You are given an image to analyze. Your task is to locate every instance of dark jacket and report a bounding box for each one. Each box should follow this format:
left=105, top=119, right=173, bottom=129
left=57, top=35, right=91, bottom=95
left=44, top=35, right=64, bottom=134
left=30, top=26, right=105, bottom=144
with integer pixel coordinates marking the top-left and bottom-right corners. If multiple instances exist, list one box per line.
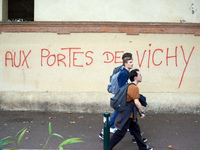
left=117, top=67, right=129, bottom=88
left=114, top=103, right=137, bottom=130
left=114, top=94, right=147, bottom=130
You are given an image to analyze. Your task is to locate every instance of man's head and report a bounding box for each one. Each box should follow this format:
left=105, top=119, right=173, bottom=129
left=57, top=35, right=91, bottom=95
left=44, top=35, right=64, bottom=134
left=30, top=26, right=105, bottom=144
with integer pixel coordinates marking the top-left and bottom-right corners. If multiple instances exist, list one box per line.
left=129, top=69, right=142, bottom=83
left=123, top=57, right=133, bottom=71
left=122, top=52, right=133, bottom=71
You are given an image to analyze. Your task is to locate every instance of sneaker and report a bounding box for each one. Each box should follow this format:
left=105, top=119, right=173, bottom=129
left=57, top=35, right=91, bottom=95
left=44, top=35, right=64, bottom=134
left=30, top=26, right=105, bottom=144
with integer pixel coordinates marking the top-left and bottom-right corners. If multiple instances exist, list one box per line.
left=132, top=138, right=147, bottom=143
left=132, top=138, right=136, bottom=143
left=146, top=147, right=153, bottom=150
left=99, top=133, right=104, bottom=140
left=143, top=138, right=147, bottom=143
left=110, top=128, right=117, bottom=133
left=146, top=144, right=153, bottom=150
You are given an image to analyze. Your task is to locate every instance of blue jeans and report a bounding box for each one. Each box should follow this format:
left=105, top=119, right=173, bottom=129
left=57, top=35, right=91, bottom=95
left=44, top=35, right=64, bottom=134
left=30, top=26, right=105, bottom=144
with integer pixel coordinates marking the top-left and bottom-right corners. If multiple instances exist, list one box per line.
left=110, top=110, right=119, bottom=128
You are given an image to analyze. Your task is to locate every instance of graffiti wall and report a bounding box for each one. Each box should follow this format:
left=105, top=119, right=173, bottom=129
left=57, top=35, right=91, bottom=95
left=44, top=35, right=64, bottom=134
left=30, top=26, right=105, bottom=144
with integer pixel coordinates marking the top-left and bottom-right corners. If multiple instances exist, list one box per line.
left=0, top=32, right=200, bottom=113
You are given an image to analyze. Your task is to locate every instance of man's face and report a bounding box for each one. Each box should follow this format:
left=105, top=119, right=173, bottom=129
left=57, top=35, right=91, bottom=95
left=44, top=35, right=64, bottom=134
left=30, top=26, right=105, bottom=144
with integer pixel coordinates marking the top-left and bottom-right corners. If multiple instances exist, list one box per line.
left=125, top=59, right=133, bottom=70
left=136, top=71, right=142, bottom=82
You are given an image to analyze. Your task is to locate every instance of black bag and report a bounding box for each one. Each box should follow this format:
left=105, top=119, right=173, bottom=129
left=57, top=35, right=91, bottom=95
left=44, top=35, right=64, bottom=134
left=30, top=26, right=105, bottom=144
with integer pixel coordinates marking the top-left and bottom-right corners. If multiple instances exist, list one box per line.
left=110, top=83, right=130, bottom=112
left=110, top=83, right=147, bottom=112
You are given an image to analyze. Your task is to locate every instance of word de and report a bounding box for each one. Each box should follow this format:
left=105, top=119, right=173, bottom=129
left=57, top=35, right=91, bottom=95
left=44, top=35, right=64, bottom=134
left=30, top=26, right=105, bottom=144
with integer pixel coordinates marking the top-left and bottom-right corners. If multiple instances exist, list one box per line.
left=41, top=48, right=93, bottom=67
left=103, top=51, right=124, bottom=63
left=5, top=50, right=31, bottom=68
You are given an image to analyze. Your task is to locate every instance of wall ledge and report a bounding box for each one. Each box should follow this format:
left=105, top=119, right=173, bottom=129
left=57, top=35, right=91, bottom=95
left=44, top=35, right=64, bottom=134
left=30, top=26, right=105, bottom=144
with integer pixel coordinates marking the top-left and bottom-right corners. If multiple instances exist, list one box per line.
left=0, top=21, right=200, bottom=35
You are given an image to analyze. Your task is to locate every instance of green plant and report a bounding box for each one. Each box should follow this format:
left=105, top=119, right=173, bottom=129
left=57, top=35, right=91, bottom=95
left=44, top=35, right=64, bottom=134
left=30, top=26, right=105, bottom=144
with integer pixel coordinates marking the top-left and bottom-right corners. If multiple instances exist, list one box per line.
left=0, top=140, right=8, bottom=150
left=0, top=127, right=27, bottom=150
left=0, top=122, right=83, bottom=150
left=43, top=122, right=83, bottom=150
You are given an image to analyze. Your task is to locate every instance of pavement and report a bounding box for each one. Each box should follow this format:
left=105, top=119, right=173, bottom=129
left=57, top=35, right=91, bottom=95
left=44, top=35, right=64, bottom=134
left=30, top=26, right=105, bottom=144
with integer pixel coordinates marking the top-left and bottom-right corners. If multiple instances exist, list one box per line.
left=0, top=111, right=200, bottom=150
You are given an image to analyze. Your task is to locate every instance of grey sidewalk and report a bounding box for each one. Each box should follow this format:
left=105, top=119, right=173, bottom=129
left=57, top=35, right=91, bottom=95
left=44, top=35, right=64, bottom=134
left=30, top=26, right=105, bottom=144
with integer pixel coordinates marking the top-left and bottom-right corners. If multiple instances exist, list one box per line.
left=0, top=111, right=200, bottom=150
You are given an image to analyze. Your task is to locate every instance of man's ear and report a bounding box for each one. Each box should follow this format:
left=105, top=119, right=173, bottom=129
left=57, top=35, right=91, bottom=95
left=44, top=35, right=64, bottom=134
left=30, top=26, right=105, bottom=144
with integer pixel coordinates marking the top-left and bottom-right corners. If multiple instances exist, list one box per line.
left=134, top=75, right=137, bottom=80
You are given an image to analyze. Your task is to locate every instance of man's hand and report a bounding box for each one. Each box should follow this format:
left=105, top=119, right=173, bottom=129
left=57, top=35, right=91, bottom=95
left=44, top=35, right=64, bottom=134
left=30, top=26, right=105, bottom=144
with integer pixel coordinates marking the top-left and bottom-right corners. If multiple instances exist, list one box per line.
left=141, top=114, right=145, bottom=118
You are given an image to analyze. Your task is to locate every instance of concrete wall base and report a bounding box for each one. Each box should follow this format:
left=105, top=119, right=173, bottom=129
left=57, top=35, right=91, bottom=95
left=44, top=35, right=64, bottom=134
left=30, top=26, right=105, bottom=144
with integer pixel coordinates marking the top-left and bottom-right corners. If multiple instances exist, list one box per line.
left=0, top=92, right=200, bottom=114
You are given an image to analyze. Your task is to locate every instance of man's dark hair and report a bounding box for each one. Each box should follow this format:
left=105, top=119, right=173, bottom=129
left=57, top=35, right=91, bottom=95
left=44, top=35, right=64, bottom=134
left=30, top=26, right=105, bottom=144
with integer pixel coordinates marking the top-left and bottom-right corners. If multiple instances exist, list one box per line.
left=122, top=52, right=132, bottom=60
left=129, top=69, right=139, bottom=82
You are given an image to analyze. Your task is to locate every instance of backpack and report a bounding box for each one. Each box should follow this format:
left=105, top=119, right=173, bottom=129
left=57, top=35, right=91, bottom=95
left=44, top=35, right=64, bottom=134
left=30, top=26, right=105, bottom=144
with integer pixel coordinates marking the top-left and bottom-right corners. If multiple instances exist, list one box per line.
left=110, top=83, right=130, bottom=112
left=110, top=83, right=147, bottom=112
left=107, top=66, right=123, bottom=94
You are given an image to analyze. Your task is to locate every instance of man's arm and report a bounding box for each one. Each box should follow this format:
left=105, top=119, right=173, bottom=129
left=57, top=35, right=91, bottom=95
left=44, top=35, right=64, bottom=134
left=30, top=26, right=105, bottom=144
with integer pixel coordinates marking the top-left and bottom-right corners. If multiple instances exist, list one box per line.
left=134, top=99, right=145, bottom=118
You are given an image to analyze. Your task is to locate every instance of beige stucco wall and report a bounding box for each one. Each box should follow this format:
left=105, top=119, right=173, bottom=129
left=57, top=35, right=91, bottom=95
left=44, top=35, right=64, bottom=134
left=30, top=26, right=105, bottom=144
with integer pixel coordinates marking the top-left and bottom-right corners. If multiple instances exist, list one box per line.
left=1, top=0, right=200, bottom=23
left=0, top=0, right=2, bottom=21
left=0, top=0, right=8, bottom=22
left=0, top=32, right=200, bottom=113
left=35, top=0, right=200, bottom=23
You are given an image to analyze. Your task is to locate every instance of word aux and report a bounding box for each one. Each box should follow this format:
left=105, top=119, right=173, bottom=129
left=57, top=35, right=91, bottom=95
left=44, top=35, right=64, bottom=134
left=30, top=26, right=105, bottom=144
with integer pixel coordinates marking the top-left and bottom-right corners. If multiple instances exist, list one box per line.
left=41, top=48, right=93, bottom=67
left=5, top=50, right=31, bottom=68
left=136, top=44, right=195, bottom=88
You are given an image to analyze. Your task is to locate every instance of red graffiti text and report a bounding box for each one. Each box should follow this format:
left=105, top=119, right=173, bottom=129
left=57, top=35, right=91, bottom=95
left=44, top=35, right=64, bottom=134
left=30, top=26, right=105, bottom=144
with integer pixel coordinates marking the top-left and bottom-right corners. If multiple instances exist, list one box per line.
left=136, top=44, right=194, bottom=88
left=5, top=50, right=31, bottom=68
left=103, top=51, right=124, bottom=63
left=41, top=48, right=94, bottom=67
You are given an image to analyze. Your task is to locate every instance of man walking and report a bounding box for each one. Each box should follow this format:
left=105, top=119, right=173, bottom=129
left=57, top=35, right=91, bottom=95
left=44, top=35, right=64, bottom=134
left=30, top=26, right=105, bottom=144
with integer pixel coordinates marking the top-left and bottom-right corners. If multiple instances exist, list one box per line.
left=99, top=53, right=133, bottom=135
left=99, top=53, right=146, bottom=144
left=110, top=69, right=153, bottom=150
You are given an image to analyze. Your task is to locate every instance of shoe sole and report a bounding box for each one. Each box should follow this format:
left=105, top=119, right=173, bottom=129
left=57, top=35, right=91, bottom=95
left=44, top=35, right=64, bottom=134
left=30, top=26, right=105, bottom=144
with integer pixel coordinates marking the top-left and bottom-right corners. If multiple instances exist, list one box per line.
left=132, top=141, right=137, bottom=144
left=132, top=139, right=147, bottom=144
left=143, top=139, right=147, bottom=143
left=110, top=128, right=117, bottom=133
left=99, top=135, right=104, bottom=140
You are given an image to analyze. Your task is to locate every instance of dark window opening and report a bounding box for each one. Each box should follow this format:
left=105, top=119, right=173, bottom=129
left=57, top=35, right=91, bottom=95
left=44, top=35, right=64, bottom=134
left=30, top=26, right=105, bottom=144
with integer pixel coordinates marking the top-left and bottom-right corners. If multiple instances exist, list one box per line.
left=8, top=0, right=34, bottom=21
